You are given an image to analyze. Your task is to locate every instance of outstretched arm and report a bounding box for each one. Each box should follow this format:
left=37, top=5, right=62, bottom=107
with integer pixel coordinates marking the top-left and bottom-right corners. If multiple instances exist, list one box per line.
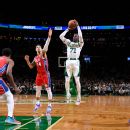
left=76, top=20, right=84, bottom=48
left=24, top=55, right=35, bottom=69
left=59, top=28, right=71, bottom=45
left=43, top=28, right=52, bottom=52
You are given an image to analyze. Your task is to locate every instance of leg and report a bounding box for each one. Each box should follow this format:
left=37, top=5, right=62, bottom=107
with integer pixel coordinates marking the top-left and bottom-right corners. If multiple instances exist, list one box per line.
left=46, top=87, right=53, bottom=105
left=0, top=79, right=21, bottom=124
left=47, top=71, right=53, bottom=106
left=5, top=91, right=14, bottom=117
left=44, top=71, right=53, bottom=113
left=4, top=91, right=21, bottom=124
left=45, top=86, right=53, bottom=113
left=34, top=86, right=42, bottom=112
left=73, top=60, right=81, bottom=105
left=74, top=76, right=81, bottom=105
left=65, top=60, right=72, bottom=102
left=65, top=76, right=71, bottom=101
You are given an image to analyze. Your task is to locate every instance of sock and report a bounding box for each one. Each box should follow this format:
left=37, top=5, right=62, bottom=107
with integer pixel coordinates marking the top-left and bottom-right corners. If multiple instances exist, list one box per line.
left=48, top=102, right=52, bottom=107
left=36, top=100, right=40, bottom=105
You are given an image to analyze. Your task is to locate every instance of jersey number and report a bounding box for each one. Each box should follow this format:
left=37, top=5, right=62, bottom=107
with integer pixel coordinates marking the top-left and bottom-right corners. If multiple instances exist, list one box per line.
left=38, top=62, right=41, bottom=66
left=70, top=48, right=76, bottom=53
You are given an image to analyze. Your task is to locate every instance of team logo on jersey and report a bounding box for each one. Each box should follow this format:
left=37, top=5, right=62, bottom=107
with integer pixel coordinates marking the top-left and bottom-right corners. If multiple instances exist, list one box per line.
left=69, top=42, right=80, bottom=48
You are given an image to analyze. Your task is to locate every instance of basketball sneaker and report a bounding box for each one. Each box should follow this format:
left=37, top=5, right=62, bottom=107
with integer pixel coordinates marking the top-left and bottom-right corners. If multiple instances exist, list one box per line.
left=34, top=103, right=41, bottom=112
left=46, top=105, right=52, bottom=114
left=5, top=116, right=21, bottom=125
left=75, top=100, right=81, bottom=105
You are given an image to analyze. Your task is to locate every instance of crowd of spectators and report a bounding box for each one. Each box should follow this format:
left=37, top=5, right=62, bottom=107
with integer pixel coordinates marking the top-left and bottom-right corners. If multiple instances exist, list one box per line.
left=1, top=28, right=130, bottom=96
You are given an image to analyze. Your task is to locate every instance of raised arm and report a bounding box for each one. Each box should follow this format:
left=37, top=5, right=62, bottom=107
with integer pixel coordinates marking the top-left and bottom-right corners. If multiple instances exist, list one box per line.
left=77, top=21, right=84, bottom=48
left=24, top=55, right=35, bottom=69
left=59, top=28, right=71, bottom=45
left=43, top=28, right=52, bottom=52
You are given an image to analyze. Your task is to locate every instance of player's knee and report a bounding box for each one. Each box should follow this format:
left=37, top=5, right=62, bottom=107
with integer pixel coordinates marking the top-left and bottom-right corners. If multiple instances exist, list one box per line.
left=74, top=77, right=80, bottom=84
left=65, top=77, right=70, bottom=83
left=48, top=92, right=52, bottom=100
left=5, top=91, right=14, bottom=104
left=36, top=89, right=41, bottom=97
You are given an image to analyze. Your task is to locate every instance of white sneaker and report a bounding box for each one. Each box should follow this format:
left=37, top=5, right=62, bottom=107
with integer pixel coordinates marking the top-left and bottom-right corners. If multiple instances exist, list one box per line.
left=33, top=103, right=41, bottom=112
left=75, top=100, right=81, bottom=105
left=46, top=106, right=52, bottom=114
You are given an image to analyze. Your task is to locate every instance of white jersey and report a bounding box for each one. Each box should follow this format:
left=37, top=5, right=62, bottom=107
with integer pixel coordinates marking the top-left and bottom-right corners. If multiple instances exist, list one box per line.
left=67, top=41, right=82, bottom=59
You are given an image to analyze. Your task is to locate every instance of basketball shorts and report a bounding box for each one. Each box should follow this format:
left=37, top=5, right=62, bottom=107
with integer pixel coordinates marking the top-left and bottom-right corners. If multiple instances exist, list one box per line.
left=0, top=78, right=9, bottom=95
left=35, top=74, right=48, bottom=87
left=65, top=59, right=80, bottom=77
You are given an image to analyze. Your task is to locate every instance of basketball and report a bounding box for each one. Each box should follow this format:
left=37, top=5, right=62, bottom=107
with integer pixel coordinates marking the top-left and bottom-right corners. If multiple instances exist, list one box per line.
left=68, top=20, right=77, bottom=30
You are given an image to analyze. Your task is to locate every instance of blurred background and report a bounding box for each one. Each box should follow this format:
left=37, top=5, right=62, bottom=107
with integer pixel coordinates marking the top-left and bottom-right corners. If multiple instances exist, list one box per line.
left=1, top=6, right=130, bottom=96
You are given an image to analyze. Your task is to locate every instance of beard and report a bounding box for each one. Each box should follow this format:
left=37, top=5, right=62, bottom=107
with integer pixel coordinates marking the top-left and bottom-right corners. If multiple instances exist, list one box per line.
left=73, top=38, right=79, bottom=42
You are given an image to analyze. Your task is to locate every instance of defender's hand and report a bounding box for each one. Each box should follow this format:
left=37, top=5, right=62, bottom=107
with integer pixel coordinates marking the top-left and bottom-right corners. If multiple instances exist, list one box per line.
left=14, top=87, right=21, bottom=94
left=48, top=28, right=53, bottom=38
left=24, top=55, right=29, bottom=61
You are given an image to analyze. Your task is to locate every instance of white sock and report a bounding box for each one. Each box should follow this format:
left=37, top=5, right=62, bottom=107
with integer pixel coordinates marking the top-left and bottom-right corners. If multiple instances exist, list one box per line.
left=36, top=100, right=40, bottom=105
left=48, top=102, right=52, bottom=107
left=5, top=91, right=14, bottom=117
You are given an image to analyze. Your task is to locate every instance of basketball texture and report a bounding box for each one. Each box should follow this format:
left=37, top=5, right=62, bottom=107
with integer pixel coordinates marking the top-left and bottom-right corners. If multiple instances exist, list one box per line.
left=68, top=20, right=77, bottom=30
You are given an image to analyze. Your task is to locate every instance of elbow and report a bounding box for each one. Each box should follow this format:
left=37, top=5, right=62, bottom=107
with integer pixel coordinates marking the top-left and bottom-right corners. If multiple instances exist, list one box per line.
left=59, top=34, right=62, bottom=40
left=29, top=66, right=33, bottom=69
left=43, top=48, right=47, bottom=53
left=28, top=64, right=34, bottom=69
left=6, top=71, right=11, bottom=76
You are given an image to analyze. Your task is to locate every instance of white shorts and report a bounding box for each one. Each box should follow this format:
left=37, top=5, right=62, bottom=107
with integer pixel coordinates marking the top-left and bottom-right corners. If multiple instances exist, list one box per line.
left=65, top=59, right=80, bottom=77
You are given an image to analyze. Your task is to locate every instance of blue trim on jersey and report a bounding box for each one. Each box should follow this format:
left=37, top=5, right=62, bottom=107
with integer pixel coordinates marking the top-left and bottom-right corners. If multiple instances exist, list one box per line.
left=47, top=71, right=51, bottom=88
left=42, top=58, right=51, bottom=87
left=43, top=58, right=48, bottom=72
left=0, top=79, right=9, bottom=92
left=0, top=64, right=7, bottom=74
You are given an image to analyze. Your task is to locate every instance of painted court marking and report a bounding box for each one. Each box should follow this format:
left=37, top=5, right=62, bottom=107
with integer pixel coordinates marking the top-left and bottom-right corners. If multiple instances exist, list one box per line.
left=12, top=115, right=64, bottom=130
left=22, top=118, right=33, bottom=121
left=47, top=116, right=64, bottom=130
left=14, top=116, right=42, bottom=130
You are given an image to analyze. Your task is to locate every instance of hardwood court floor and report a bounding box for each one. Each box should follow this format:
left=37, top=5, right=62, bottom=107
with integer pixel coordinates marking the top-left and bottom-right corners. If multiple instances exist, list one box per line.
left=1, top=95, right=130, bottom=130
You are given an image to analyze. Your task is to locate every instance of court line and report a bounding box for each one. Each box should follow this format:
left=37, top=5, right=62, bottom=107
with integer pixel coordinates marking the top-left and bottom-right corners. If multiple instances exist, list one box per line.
left=0, top=100, right=86, bottom=104
left=47, top=116, right=64, bottom=130
left=16, top=128, right=28, bottom=130
left=14, top=115, right=42, bottom=130
left=22, top=118, right=33, bottom=120
left=19, top=100, right=85, bottom=104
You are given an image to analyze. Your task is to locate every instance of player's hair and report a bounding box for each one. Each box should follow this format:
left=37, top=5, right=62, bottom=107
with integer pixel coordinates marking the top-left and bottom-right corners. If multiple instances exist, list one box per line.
left=36, top=44, right=42, bottom=47
left=2, top=48, right=12, bottom=56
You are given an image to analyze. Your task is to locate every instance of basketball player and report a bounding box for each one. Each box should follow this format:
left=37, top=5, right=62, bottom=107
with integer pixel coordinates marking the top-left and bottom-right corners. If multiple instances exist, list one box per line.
left=59, top=20, right=84, bottom=105
left=24, top=28, right=53, bottom=113
left=0, top=48, right=21, bottom=124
